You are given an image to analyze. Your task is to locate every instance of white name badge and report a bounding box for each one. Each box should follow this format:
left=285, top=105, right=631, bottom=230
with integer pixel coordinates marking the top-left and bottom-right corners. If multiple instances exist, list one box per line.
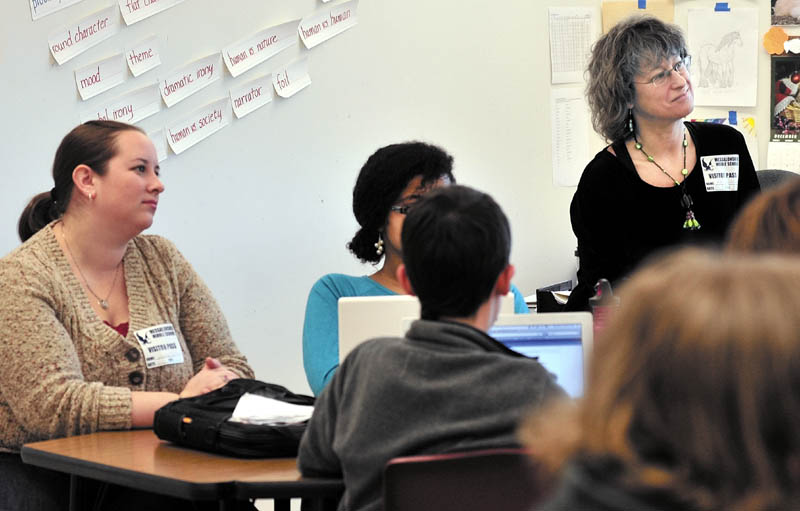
left=133, top=323, right=184, bottom=369
left=700, top=154, right=740, bottom=192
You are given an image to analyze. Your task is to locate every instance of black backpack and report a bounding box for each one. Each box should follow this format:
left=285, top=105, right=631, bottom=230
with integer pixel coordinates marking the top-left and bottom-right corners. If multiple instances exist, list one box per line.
left=154, top=378, right=314, bottom=458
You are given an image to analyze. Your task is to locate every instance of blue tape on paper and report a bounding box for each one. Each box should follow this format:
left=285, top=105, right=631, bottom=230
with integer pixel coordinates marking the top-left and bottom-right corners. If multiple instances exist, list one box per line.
left=638, top=0, right=646, bottom=8
left=714, top=2, right=730, bottom=11
left=729, top=111, right=737, bottom=125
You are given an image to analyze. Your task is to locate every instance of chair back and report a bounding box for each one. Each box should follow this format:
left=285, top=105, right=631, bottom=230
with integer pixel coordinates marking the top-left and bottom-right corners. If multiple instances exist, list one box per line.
left=383, top=448, right=546, bottom=511
left=757, top=169, right=799, bottom=190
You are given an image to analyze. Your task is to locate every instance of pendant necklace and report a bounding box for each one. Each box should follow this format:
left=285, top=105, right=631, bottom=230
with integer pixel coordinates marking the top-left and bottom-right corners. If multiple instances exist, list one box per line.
left=633, top=130, right=701, bottom=230
left=61, top=225, right=121, bottom=310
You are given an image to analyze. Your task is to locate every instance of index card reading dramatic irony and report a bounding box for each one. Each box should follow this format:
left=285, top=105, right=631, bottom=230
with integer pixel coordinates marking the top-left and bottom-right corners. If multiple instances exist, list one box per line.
left=548, top=7, right=596, bottom=84
left=160, top=54, right=221, bottom=108
left=551, top=87, right=590, bottom=187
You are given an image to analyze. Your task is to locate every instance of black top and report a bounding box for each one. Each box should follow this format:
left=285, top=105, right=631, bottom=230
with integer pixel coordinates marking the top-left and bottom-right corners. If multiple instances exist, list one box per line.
left=565, top=122, right=760, bottom=311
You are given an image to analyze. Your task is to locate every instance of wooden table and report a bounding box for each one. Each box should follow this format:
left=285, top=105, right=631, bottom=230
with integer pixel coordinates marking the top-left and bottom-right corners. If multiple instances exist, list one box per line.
left=21, top=430, right=343, bottom=511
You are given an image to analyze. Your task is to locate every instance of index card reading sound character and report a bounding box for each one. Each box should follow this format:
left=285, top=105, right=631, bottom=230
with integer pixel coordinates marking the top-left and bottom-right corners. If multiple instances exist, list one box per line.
left=48, top=6, right=120, bottom=65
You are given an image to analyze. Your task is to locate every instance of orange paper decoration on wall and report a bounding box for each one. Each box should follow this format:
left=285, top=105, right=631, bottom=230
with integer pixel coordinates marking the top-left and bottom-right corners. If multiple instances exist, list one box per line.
left=764, top=26, right=789, bottom=55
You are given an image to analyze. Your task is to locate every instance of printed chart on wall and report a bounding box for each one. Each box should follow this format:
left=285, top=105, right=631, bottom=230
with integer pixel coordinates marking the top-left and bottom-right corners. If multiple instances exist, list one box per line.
left=687, top=8, right=757, bottom=107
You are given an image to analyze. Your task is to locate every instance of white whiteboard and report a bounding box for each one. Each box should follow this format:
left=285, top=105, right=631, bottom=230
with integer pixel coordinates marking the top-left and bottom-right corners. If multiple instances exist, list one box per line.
left=0, top=0, right=771, bottom=393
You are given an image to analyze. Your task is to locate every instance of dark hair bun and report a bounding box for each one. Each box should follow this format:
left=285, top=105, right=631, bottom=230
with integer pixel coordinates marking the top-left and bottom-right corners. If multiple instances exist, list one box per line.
left=347, top=226, right=382, bottom=263
left=18, top=192, right=57, bottom=242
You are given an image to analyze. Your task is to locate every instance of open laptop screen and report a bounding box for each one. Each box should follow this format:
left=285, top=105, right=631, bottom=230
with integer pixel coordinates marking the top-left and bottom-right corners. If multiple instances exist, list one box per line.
left=489, top=321, right=585, bottom=398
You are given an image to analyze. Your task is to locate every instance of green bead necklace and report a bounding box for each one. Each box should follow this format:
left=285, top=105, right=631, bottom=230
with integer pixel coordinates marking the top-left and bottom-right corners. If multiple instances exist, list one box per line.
left=633, top=131, right=701, bottom=231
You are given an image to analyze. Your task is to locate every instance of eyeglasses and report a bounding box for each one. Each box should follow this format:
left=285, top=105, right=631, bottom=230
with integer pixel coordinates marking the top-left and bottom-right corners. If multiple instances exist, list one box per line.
left=389, top=194, right=423, bottom=215
left=634, top=55, right=692, bottom=88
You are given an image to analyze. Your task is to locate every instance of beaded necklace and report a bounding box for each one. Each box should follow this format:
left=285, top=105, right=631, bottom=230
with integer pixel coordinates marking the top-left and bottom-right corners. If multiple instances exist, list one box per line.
left=633, top=130, right=701, bottom=230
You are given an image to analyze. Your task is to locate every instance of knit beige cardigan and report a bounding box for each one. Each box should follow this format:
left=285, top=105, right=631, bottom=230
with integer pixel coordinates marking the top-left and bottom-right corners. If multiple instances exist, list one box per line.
left=0, top=223, right=253, bottom=452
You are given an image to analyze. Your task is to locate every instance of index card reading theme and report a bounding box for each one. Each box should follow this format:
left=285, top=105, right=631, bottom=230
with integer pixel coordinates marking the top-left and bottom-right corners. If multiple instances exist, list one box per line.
left=222, top=20, right=299, bottom=78
left=298, top=0, right=358, bottom=49
left=126, top=35, right=161, bottom=77
left=118, top=0, right=185, bottom=26
left=48, top=6, right=120, bottom=65
left=30, top=0, right=86, bottom=21
left=166, top=97, right=231, bottom=155
left=160, top=54, right=221, bottom=108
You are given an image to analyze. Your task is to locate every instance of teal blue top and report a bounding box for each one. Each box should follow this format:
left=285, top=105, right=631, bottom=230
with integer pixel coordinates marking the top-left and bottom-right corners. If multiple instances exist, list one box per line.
left=302, top=273, right=530, bottom=395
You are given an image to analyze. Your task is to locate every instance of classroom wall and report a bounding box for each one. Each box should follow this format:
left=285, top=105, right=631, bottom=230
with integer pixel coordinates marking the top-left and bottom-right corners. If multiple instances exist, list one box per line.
left=0, top=0, right=771, bottom=393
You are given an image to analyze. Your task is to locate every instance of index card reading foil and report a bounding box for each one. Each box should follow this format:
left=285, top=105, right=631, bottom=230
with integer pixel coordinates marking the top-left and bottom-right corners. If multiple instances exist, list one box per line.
left=273, top=57, right=311, bottom=98
left=30, top=0, right=87, bottom=21
left=299, top=0, right=358, bottom=49
left=223, top=20, right=299, bottom=78
left=126, top=35, right=161, bottom=77
left=48, top=6, right=120, bottom=65
left=166, top=98, right=231, bottom=155
left=118, top=0, right=184, bottom=26
left=160, top=54, right=222, bottom=108
left=230, top=74, right=273, bottom=118
left=80, top=82, right=161, bottom=124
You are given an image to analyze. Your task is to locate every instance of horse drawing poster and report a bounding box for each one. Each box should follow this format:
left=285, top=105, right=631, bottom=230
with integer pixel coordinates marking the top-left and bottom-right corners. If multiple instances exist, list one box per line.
left=687, top=8, right=757, bottom=107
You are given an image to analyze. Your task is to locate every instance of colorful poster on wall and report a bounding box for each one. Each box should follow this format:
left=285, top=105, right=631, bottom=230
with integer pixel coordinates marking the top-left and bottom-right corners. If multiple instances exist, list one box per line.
left=687, top=8, right=758, bottom=107
left=771, top=55, right=800, bottom=142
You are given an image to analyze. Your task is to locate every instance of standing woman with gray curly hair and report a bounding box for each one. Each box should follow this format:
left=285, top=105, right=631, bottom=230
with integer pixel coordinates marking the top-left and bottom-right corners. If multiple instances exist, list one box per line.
left=564, top=16, right=760, bottom=311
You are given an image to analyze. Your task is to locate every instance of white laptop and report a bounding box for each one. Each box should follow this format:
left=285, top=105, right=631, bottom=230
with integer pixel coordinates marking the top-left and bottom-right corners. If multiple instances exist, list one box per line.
left=489, top=312, right=593, bottom=398
left=337, top=293, right=517, bottom=363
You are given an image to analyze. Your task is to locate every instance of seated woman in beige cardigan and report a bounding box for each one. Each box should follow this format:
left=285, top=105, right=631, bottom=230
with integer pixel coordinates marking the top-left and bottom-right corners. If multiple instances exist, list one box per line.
left=0, top=120, right=253, bottom=510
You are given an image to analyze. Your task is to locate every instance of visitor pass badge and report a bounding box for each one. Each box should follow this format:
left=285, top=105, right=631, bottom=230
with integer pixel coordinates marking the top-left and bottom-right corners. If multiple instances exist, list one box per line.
left=134, top=323, right=184, bottom=369
left=700, top=154, right=739, bottom=192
